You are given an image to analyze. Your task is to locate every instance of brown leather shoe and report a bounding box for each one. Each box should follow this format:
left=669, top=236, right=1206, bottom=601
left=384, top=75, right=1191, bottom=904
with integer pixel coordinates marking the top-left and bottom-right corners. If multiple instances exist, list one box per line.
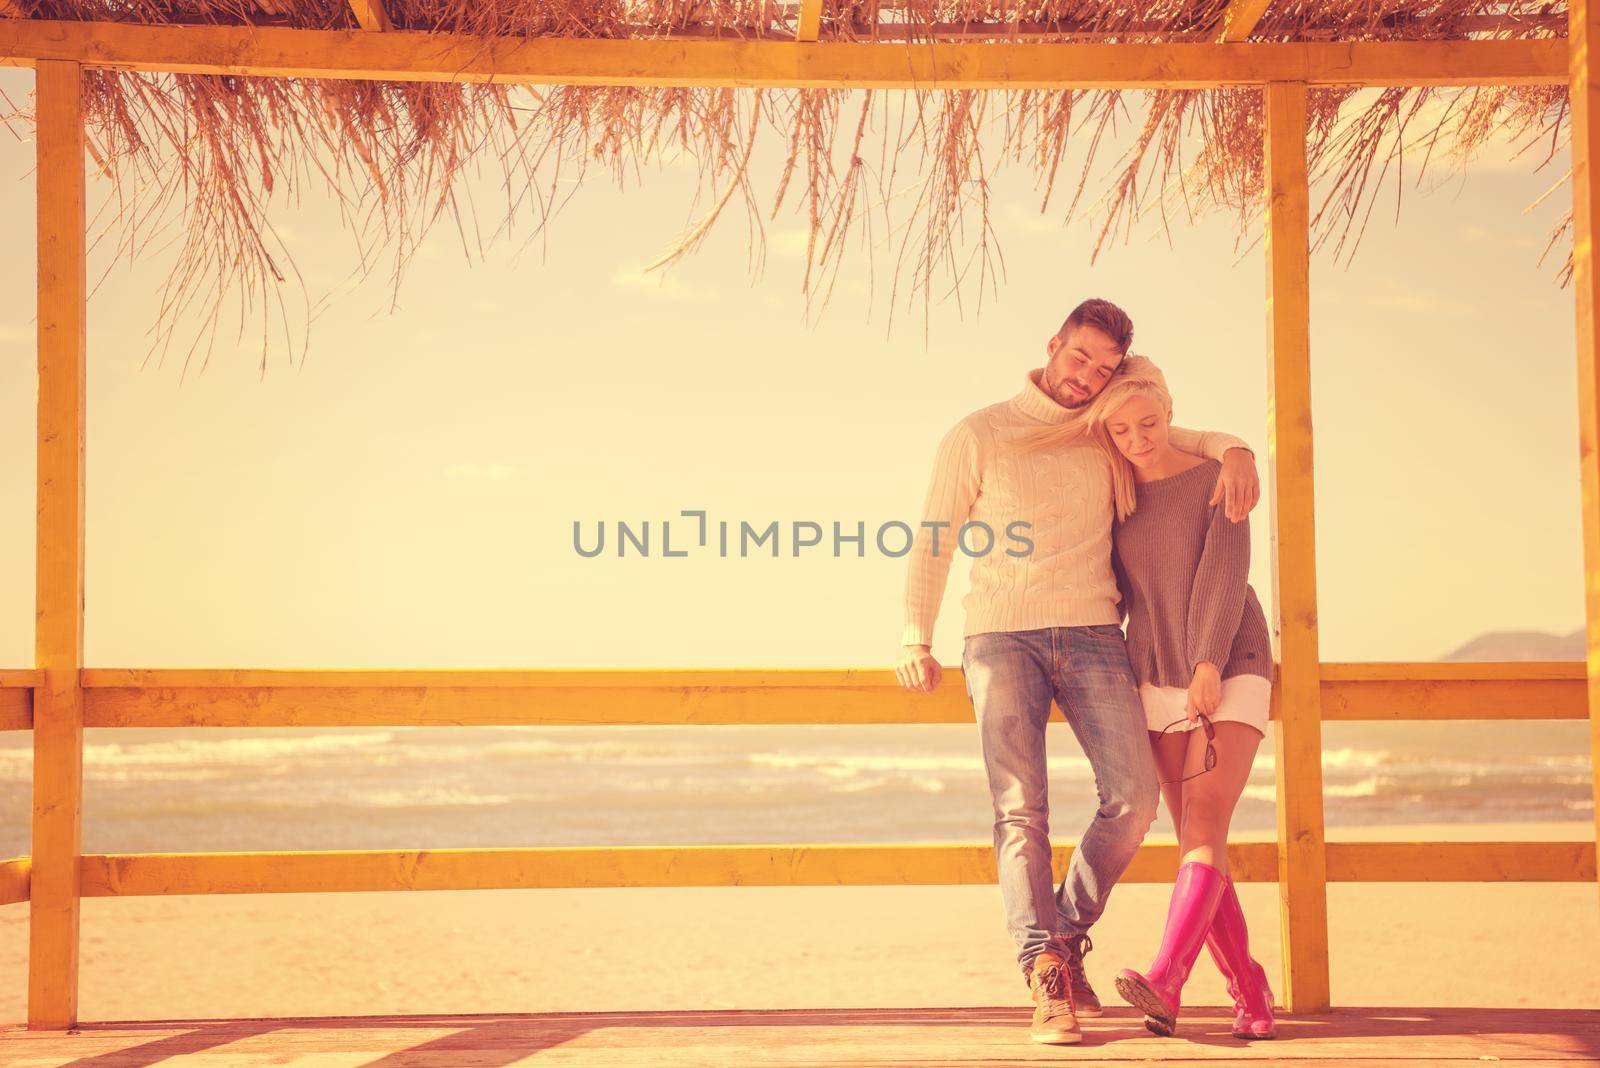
left=1026, top=951, right=1083, bottom=1045
left=1062, top=932, right=1103, bottom=1017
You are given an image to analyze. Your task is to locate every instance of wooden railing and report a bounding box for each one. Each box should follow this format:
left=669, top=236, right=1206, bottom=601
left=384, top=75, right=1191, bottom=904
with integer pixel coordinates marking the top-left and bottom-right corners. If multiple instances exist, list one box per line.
left=1, top=666, right=1594, bottom=953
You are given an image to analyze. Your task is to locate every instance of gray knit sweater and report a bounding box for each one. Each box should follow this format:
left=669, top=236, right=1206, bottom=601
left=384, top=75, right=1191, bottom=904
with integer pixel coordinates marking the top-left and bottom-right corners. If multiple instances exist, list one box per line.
left=1111, top=457, right=1274, bottom=687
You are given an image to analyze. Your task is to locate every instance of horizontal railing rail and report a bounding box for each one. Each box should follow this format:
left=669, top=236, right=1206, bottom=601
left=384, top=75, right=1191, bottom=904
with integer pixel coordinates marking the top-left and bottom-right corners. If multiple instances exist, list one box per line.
left=0, top=670, right=36, bottom=731
left=0, top=857, right=28, bottom=906
left=63, top=840, right=1598, bottom=896
left=0, top=662, right=1571, bottom=728
left=0, top=22, right=1569, bottom=89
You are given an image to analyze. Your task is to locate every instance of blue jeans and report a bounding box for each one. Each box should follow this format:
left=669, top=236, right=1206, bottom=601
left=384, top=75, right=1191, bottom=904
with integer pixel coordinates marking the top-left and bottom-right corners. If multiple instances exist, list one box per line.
left=962, top=625, right=1160, bottom=973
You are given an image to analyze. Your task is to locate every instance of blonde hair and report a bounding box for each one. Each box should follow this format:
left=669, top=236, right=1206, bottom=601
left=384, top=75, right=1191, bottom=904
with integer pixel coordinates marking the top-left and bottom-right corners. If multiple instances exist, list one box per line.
left=1012, top=351, right=1172, bottom=459
left=1086, top=360, right=1174, bottom=523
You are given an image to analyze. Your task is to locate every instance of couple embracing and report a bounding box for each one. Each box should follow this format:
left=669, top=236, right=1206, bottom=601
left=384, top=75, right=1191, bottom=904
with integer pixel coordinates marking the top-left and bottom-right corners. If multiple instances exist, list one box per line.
left=893, top=298, right=1277, bottom=1044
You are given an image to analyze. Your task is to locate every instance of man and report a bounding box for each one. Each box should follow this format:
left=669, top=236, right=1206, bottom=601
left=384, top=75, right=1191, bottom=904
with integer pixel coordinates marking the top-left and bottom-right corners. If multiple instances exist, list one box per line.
left=893, top=298, right=1259, bottom=1045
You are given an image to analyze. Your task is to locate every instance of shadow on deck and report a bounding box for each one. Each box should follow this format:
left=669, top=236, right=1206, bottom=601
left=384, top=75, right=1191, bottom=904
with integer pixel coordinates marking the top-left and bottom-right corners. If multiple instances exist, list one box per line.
left=4, top=1005, right=1600, bottom=1066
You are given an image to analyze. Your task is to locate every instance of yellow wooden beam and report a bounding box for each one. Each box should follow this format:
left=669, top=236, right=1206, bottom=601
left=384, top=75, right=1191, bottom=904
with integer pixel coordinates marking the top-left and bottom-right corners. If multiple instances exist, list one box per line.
left=80, top=667, right=951, bottom=689
left=77, top=665, right=1584, bottom=726
left=74, top=843, right=1266, bottom=896
left=1265, top=78, right=1331, bottom=1015
left=1322, top=661, right=1586, bottom=681
left=81, top=668, right=979, bottom=727
left=78, top=844, right=1279, bottom=896
left=73, top=841, right=1595, bottom=896
left=1212, top=0, right=1275, bottom=43
left=796, top=0, right=824, bottom=41
left=863, top=14, right=1565, bottom=41
left=0, top=668, right=36, bottom=729
left=1320, top=662, right=1586, bottom=720
left=1325, top=842, right=1597, bottom=883
left=0, top=857, right=29, bottom=905
left=0, top=20, right=1566, bottom=88
left=0, top=690, right=30, bottom=731
left=1571, top=0, right=1600, bottom=921
left=346, top=0, right=392, bottom=32
left=29, top=58, right=85, bottom=1033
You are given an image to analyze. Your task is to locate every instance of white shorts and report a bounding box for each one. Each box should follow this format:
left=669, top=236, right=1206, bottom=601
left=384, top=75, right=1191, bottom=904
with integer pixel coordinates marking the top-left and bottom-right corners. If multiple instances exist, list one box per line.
left=1138, top=673, right=1272, bottom=738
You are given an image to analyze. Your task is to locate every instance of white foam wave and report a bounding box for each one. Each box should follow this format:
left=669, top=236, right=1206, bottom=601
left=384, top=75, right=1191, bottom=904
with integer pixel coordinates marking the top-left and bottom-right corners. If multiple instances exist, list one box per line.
left=69, top=732, right=399, bottom=767
left=1324, top=777, right=1382, bottom=798
left=748, top=752, right=985, bottom=774
left=349, top=786, right=514, bottom=809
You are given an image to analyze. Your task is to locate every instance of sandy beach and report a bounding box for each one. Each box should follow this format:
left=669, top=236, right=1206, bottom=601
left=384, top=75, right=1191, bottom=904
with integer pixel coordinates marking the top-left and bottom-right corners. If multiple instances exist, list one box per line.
left=0, top=822, right=1593, bottom=1024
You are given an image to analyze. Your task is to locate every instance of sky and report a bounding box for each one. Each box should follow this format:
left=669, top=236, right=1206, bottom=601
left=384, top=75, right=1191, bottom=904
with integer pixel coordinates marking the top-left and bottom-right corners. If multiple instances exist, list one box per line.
left=0, top=69, right=1587, bottom=670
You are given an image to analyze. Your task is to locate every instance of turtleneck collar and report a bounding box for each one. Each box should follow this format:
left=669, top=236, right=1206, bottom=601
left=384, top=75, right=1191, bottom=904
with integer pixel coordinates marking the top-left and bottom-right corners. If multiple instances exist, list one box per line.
left=1012, top=367, right=1083, bottom=425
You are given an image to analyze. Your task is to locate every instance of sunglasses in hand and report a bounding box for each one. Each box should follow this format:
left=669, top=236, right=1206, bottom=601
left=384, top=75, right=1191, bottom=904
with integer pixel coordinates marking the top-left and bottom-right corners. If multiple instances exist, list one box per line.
left=1156, top=710, right=1216, bottom=785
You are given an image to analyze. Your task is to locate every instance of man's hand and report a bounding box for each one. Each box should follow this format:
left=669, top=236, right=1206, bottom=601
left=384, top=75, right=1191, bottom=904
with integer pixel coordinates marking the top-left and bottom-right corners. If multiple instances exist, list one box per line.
left=1209, top=447, right=1260, bottom=523
left=896, top=645, right=944, bottom=694
left=1187, top=662, right=1222, bottom=720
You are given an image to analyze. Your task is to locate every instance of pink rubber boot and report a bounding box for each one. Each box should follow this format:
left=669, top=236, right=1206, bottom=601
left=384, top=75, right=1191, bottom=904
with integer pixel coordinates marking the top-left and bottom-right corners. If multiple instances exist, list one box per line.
left=1204, top=875, right=1276, bottom=1039
left=1114, top=860, right=1227, bottom=1036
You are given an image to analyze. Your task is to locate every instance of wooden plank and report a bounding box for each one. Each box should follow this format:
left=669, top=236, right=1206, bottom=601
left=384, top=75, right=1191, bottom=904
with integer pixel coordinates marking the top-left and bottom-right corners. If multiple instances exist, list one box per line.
left=1, top=670, right=37, bottom=728
left=81, top=667, right=961, bottom=689
left=78, top=665, right=1586, bottom=726
left=1321, top=666, right=1586, bottom=720
left=1212, top=0, right=1275, bottom=42
left=1572, top=0, right=1600, bottom=924
left=85, top=662, right=1587, bottom=686
left=860, top=14, right=1568, bottom=40
left=78, top=843, right=1283, bottom=896
left=0, top=857, right=28, bottom=905
left=0, top=21, right=1567, bottom=88
left=29, top=58, right=85, bottom=1033
left=347, top=0, right=392, bottom=32
left=4, top=1007, right=1599, bottom=1063
left=0, top=857, right=28, bottom=906
left=1322, top=661, right=1586, bottom=681
left=1265, top=79, right=1331, bottom=1014
left=1325, top=841, right=1597, bottom=883
left=0, top=688, right=30, bottom=730
left=82, top=670, right=979, bottom=727
left=72, top=841, right=1594, bottom=896
left=796, top=0, right=823, bottom=41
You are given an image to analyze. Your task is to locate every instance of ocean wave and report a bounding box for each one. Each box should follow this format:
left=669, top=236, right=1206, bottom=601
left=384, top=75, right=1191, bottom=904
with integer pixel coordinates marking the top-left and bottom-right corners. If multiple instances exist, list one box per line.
left=746, top=751, right=1087, bottom=776
left=1324, top=777, right=1383, bottom=798
left=1249, top=747, right=1392, bottom=774
left=85, top=767, right=238, bottom=784
left=13, top=732, right=402, bottom=767
left=347, top=787, right=515, bottom=809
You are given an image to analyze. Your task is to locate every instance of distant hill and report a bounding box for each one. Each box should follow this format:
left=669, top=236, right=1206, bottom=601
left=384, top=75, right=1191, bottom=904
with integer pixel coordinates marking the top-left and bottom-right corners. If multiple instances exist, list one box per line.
left=1442, top=628, right=1586, bottom=662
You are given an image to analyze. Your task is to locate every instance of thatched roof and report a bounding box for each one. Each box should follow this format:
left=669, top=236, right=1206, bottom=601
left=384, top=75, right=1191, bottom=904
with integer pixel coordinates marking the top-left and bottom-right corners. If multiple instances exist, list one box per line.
left=1, top=2, right=1573, bottom=371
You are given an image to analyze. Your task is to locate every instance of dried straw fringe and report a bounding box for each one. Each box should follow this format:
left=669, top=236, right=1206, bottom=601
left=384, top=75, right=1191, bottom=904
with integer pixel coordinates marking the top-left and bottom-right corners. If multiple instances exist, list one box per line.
left=4, top=0, right=1577, bottom=373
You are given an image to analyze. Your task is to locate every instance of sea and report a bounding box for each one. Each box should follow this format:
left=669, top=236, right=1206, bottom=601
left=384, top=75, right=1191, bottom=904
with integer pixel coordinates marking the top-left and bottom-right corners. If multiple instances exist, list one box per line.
left=0, top=719, right=1591, bottom=854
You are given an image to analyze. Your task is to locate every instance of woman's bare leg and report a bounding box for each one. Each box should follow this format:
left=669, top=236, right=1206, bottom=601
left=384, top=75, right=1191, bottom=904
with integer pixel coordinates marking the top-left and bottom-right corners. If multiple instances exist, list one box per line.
left=1176, top=723, right=1261, bottom=869
left=1150, top=730, right=1188, bottom=835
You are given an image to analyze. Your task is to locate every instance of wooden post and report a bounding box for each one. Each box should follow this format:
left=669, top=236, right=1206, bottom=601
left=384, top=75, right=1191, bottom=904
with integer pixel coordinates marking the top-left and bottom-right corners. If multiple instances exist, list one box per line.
left=1264, top=79, right=1332, bottom=1013
left=1570, top=0, right=1600, bottom=917
left=29, top=59, right=87, bottom=1032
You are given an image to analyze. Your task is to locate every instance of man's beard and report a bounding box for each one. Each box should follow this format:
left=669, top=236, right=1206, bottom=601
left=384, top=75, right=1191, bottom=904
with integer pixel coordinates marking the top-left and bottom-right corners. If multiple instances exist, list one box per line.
left=1044, top=368, right=1092, bottom=408
left=1060, top=389, right=1091, bottom=409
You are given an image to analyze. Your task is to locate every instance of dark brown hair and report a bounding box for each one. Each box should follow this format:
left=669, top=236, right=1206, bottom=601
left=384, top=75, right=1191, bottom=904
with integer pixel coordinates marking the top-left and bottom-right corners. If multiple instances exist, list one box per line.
left=1058, top=298, right=1134, bottom=355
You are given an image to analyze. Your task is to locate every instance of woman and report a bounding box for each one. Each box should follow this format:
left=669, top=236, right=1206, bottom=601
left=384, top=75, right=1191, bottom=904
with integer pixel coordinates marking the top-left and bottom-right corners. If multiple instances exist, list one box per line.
left=1088, top=369, right=1277, bottom=1041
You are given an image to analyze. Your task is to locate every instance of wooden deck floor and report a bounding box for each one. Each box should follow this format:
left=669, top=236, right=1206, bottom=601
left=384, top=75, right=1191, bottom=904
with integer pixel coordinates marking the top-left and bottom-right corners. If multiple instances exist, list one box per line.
left=4, top=1006, right=1600, bottom=1066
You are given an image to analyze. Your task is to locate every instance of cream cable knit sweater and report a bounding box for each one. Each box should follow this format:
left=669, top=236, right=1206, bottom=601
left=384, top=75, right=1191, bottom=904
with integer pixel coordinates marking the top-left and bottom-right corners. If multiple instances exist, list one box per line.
left=901, top=367, right=1251, bottom=647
